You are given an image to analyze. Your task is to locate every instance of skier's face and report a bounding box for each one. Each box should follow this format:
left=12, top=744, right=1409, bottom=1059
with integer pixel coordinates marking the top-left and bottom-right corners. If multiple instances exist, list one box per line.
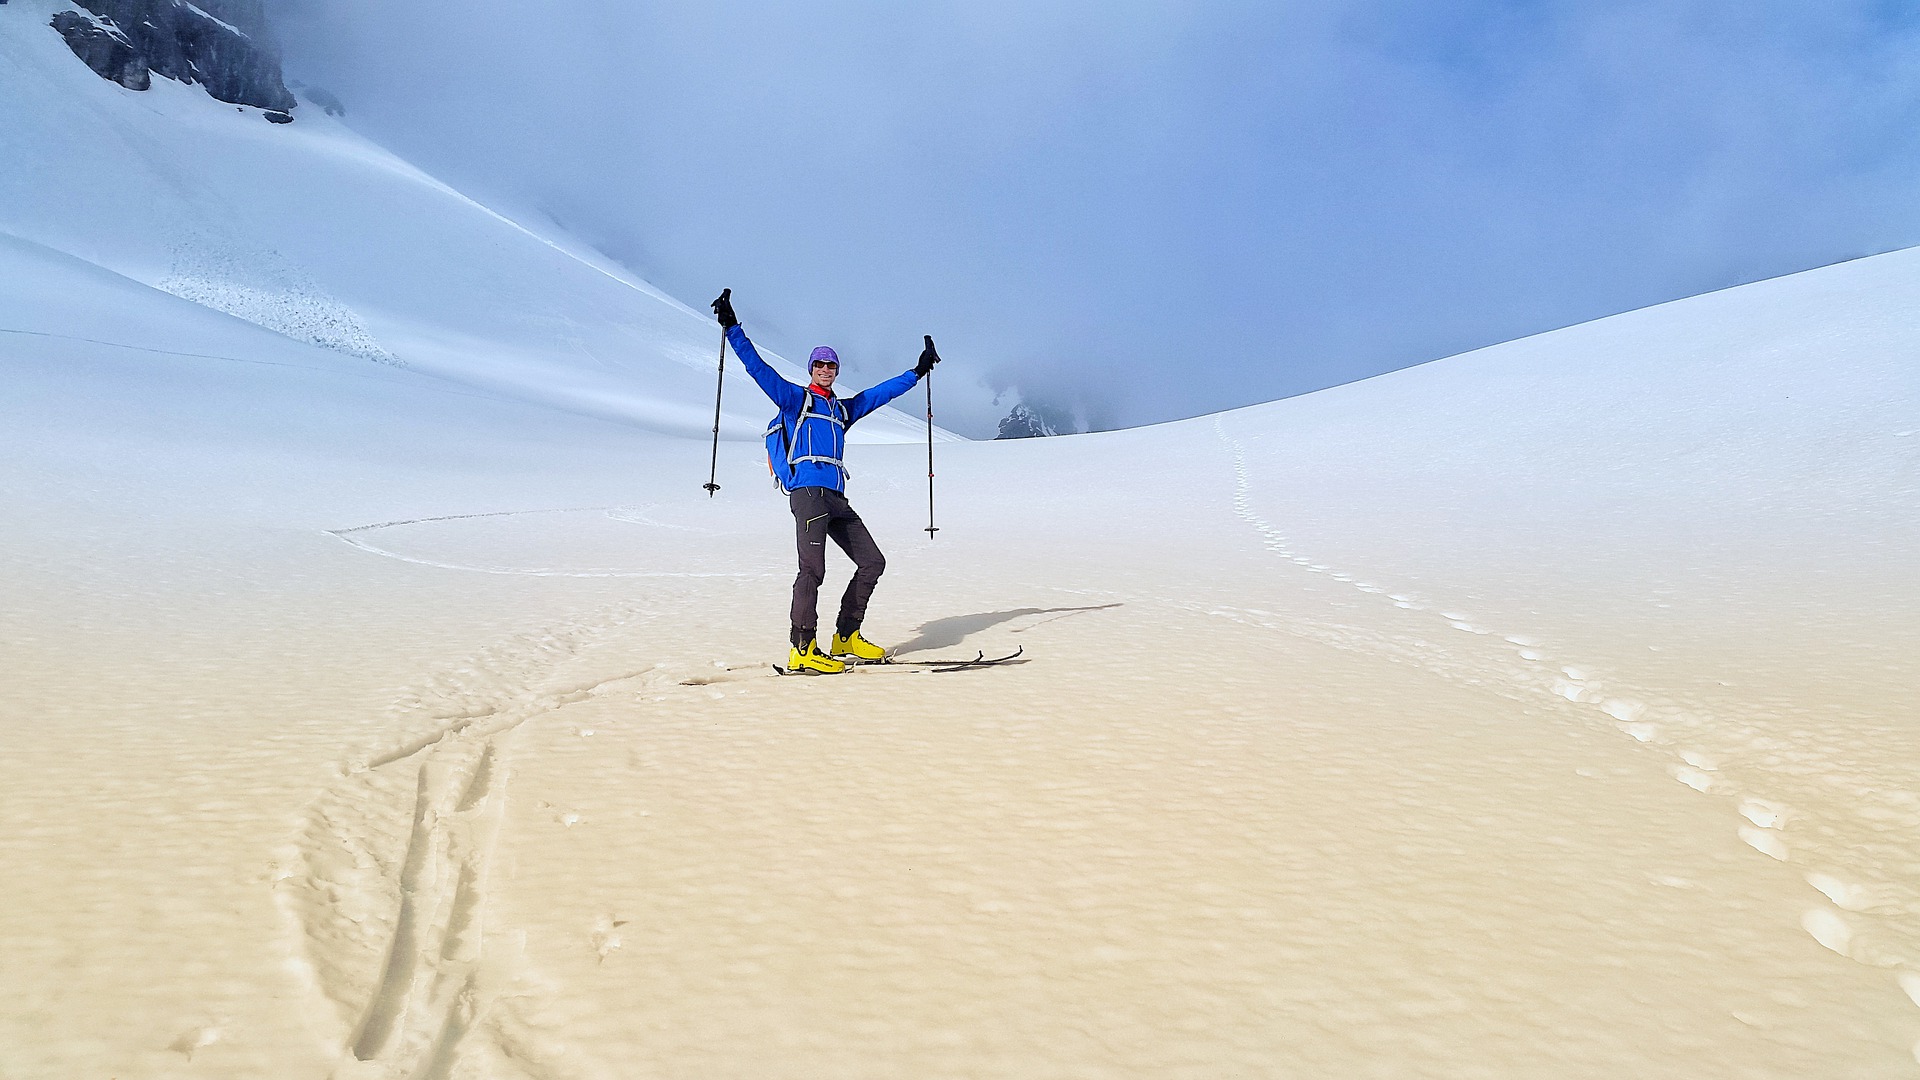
left=811, top=360, right=838, bottom=390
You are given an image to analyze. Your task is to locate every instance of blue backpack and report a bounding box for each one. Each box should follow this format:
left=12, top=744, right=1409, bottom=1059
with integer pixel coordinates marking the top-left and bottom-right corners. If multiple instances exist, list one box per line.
left=765, top=391, right=849, bottom=494
left=765, top=414, right=797, bottom=493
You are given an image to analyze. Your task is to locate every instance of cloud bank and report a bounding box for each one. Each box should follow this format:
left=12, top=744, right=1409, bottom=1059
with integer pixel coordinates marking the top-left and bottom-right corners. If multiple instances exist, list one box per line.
left=276, top=0, right=1920, bottom=436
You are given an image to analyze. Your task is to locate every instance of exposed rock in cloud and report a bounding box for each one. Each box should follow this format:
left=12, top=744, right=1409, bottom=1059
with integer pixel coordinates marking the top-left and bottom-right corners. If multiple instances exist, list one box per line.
left=995, top=402, right=1077, bottom=440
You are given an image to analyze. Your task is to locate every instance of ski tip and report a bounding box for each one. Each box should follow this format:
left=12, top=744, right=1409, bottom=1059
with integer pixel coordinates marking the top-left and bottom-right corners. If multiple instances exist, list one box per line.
left=772, top=663, right=850, bottom=676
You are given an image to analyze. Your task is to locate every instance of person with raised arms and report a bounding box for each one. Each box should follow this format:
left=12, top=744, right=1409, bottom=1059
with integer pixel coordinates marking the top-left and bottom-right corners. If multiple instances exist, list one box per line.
left=711, top=289, right=940, bottom=674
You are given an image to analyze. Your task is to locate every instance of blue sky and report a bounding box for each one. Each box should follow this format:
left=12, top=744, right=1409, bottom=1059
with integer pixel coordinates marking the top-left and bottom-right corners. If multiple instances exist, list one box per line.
left=280, top=1, right=1920, bottom=436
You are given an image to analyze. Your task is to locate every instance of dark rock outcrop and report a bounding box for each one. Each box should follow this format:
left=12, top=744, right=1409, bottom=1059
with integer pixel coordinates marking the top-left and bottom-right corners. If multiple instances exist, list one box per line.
left=50, top=10, right=150, bottom=90
left=996, top=403, right=1072, bottom=440
left=50, top=0, right=296, bottom=114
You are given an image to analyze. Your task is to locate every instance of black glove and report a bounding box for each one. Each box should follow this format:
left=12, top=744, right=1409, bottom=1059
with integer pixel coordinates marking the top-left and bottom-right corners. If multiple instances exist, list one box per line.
left=915, top=334, right=941, bottom=377
left=711, top=288, right=737, bottom=329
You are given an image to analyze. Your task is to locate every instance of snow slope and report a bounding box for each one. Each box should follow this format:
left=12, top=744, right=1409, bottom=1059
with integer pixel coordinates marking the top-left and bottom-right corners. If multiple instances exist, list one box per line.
left=0, top=0, right=951, bottom=444
left=4, top=6, right=1920, bottom=1077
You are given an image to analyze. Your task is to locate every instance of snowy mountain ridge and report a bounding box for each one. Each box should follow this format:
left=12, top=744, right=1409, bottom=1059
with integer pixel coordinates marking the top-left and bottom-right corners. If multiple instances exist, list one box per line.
left=0, top=1, right=952, bottom=444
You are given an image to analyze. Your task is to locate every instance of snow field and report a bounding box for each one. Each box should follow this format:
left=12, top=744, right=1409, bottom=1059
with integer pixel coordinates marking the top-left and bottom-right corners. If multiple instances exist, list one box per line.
left=4, top=3, right=1920, bottom=1069
left=435, top=571, right=1913, bottom=1078
left=6, top=245, right=1920, bottom=1074
left=1201, top=248, right=1920, bottom=1006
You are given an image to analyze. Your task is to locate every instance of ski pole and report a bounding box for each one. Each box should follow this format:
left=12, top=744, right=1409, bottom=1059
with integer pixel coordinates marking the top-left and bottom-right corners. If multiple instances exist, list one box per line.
left=703, top=309, right=728, bottom=497
left=924, top=362, right=939, bottom=537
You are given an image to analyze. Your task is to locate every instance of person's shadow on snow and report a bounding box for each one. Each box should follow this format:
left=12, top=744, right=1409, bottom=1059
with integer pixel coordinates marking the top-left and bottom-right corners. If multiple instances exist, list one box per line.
left=890, top=604, right=1120, bottom=657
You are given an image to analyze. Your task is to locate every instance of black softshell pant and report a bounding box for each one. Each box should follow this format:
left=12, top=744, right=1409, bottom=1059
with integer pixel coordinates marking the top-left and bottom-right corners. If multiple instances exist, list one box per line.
left=789, top=486, right=886, bottom=646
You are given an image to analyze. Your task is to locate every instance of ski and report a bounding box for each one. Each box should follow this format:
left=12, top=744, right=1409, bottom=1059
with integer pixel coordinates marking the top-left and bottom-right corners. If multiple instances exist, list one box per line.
left=880, top=646, right=1025, bottom=670
left=771, top=646, right=1025, bottom=677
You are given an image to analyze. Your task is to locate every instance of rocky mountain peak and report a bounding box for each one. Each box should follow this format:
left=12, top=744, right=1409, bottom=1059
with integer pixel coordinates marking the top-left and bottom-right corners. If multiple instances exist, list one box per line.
left=996, top=403, right=1073, bottom=440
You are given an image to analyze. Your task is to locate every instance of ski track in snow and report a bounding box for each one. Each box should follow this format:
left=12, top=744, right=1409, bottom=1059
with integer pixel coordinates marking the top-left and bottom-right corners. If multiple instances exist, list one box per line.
left=326, top=507, right=778, bottom=580
left=276, top=563, right=843, bottom=1077
left=0, top=325, right=347, bottom=372
left=1208, top=416, right=1920, bottom=1025
left=286, top=503, right=819, bottom=1075
left=276, top=604, right=691, bottom=1079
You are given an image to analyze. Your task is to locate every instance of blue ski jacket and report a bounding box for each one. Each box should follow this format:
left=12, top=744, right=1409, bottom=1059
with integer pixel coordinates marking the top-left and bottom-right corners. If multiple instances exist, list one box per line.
left=729, top=325, right=921, bottom=493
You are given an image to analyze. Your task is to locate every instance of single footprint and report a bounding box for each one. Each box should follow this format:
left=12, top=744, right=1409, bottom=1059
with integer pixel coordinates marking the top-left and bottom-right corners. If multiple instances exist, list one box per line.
left=1739, top=825, right=1789, bottom=861
left=1897, top=970, right=1920, bottom=1009
left=1801, top=907, right=1853, bottom=956
left=1738, top=798, right=1792, bottom=830
left=167, top=1025, right=222, bottom=1060
left=1602, top=699, right=1645, bottom=723
left=1671, top=765, right=1713, bottom=792
left=591, top=913, right=627, bottom=963
left=1807, top=872, right=1893, bottom=913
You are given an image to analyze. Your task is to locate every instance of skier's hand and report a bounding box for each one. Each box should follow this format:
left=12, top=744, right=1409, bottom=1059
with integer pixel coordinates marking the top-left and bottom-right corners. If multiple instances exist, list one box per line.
left=915, top=335, right=941, bottom=377
left=711, top=288, right=737, bottom=329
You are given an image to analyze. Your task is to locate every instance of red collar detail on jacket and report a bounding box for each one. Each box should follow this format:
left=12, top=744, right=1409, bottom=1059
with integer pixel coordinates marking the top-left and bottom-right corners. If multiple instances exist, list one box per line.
left=808, top=384, right=833, bottom=398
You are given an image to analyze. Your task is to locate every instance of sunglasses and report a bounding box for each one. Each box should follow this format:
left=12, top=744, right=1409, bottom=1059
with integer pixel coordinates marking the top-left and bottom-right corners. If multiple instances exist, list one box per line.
left=811, top=360, right=839, bottom=369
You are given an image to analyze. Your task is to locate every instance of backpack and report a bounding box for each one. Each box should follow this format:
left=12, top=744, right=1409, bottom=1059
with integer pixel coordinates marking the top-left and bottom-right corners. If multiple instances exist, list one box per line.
left=765, top=414, right=797, bottom=493
left=765, top=391, right=848, bottom=494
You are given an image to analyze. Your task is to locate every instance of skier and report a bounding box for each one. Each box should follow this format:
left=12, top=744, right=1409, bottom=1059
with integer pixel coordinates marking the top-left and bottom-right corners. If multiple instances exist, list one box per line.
left=711, top=289, right=941, bottom=674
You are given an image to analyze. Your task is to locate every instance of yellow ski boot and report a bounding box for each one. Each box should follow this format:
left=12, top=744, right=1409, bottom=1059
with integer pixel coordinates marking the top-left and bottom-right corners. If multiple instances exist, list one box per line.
left=829, top=629, right=888, bottom=663
left=786, top=638, right=846, bottom=675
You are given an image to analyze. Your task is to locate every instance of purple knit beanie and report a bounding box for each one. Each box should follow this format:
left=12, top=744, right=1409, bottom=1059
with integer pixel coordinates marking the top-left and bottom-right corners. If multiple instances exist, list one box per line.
left=809, top=346, right=839, bottom=366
